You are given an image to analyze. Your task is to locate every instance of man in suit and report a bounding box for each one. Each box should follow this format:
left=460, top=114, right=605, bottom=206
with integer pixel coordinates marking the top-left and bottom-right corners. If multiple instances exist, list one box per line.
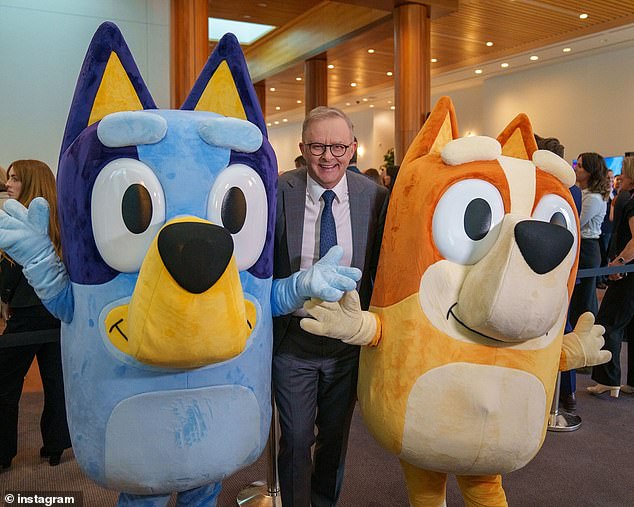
left=271, top=106, right=389, bottom=506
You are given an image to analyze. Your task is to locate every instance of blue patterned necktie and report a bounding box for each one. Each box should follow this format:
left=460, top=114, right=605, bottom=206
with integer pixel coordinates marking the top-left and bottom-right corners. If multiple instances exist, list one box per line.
left=319, top=190, right=338, bottom=258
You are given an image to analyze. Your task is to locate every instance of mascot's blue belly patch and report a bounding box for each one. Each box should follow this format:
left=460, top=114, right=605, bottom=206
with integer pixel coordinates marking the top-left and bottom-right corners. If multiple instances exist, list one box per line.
left=104, top=385, right=261, bottom=494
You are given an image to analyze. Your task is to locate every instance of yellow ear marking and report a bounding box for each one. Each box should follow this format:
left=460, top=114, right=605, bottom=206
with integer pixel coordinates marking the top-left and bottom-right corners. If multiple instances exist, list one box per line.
left=502, top=128, right=529, bottom=159
left=88, top=52, right=143, bottom=126
left=430, top=113, right=454, bottom=154
left=194, top=60, right=247, bottom=119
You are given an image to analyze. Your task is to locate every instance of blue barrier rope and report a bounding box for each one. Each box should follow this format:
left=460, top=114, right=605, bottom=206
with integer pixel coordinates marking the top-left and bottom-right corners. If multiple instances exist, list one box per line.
left=577, top=263, right=634, bottom=278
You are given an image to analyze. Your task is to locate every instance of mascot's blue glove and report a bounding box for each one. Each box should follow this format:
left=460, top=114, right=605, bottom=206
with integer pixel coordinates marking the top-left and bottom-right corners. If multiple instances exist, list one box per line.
left=0, top=198, right=74, bottom=323
left=271, top=245, right=362, bottom=317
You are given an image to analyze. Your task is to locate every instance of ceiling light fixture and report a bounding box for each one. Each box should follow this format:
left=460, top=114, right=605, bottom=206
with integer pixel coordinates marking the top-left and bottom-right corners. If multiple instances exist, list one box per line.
left=390, top=105, right=395, bottom=110
left=346, top=102, right=351, bottom=106
left=274, top=121, right=279, bottom=125
left=368, top=49, right=375, bottom=54
left=295, top=76, right=302, bottom=81
left=431, top=58, right=438, bottom=63
left=529, top=55, right=539, bottom=61
left=486, top=41, right=494, bottom=47
left=386, top=71, right=393, bottom=76
left=579, top=13, right=588, bottom=19
left=369, top=104, right=374, bottom=108
left=501, top=62, right=509, bottom=68
left=282, top=118, right=288, bottom=122
left=362, top=98, right=368, bottom=102
left=275, top=106, right=281, bottom=110
left=350, top=82, right=357, bottom=87
left=474, top=69, right=483, bottom=74
left=563, top=47, right=572, bottom=53
left=327, top=64, right=335, bottom=69
left=269, top=87, right=275, bottom=92
left=296, top=99, right=302, bottom=104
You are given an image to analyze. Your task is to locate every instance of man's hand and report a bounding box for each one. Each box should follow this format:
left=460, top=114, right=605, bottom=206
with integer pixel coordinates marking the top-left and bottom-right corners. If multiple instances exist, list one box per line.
left=271, top=246, right=361, bottom=316
left=300, top=291, right=380, bottom=346
left=560, top=312, right=611, bottom=370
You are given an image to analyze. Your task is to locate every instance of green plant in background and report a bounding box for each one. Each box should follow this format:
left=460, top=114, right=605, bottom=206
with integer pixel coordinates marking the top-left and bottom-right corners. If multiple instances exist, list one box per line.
left=381, top=147, right=395, bottom=174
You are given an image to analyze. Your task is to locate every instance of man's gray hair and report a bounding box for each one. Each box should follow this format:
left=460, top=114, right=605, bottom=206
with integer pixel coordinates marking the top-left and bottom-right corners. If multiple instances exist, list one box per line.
left=302, top=106, right=354, bottom=141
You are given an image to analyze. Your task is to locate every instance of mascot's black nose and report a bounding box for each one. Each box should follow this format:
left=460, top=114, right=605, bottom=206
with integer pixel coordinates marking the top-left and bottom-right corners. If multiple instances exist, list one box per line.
left=157, top=222, right=234, bottom=294
left=514, top=220, right=574, bottom=275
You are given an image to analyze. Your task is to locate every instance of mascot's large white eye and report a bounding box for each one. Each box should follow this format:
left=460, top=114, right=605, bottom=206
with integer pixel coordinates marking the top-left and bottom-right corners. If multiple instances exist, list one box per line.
left=92, top=158, right=166, bottom=272
left=432, top=179, right=505, bottom=265
left=207, top=164, right=268, bottom=271
left=532, top=194, right=578, bottom=247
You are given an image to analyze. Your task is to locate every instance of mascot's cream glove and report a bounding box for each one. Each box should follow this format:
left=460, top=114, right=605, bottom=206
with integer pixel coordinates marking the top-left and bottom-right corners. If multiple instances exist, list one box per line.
left=300, top=290, right=381, bottom=346
left=560, top=311, right=611, bottom=371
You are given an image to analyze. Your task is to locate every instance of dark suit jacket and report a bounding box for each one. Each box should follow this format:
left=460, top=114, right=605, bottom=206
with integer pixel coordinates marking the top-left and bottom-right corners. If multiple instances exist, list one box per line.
left=273, top=168, right=389, bottom=350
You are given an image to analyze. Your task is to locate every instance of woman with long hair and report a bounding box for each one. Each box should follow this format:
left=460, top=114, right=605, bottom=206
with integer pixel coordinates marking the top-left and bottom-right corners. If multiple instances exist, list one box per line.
left=569, top=153, right=610, bottom=325
left=0, top=160, right=70, bottom=470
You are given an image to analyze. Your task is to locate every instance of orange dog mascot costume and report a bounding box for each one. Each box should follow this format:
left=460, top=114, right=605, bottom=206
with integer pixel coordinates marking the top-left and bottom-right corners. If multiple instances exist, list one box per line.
left=301, top=97, right=610, bottom=506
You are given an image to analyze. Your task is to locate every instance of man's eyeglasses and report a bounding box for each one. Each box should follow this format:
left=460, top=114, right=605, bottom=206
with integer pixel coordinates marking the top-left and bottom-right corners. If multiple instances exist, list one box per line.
left=306, top=143, right=351, bottom=157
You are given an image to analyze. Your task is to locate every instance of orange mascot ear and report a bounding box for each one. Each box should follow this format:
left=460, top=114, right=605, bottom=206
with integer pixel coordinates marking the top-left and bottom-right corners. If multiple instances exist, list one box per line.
left=401, top=96, right=459, bottom=166
left=497, top=113, right=537, bottom=160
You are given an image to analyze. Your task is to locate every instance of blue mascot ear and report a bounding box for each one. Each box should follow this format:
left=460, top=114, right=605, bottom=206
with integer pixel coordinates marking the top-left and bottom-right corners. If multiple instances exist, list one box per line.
left=181, top=33, right=267, bottom=136
left=60, top=21, right=156, bottom=154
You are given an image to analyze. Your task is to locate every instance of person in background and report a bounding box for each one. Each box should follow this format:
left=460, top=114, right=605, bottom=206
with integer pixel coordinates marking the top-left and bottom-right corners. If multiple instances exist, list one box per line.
left=568, top=153, right=610, bottom=326
left=363, top=167, right=382, bottom=186
left=272, top=106, right=388, bottom=506
left=0, top=160, right=71, bottom=470
left=597, top=169, right=615, bottom=289
left=588, top=156, right=634, bottom=397
left=0, top=165, right=8, bottom=209
left=294, top=155, right=307, bottom=170
left=346, top=137, right=361, bottom=174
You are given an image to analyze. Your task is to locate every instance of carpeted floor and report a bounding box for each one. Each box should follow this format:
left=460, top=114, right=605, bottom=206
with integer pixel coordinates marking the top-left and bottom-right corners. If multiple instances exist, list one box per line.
left=2, top=362, right=633, bottom=506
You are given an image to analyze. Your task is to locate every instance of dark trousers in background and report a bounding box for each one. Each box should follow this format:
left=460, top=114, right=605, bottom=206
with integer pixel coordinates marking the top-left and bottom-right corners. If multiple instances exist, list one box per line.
left=591, top=272, right=634, bottom=387
left=0, top=306, right=70, bottom=464
left=273, top=318, right=359, bottom=507
left=568, top=238, right=601, bottom=327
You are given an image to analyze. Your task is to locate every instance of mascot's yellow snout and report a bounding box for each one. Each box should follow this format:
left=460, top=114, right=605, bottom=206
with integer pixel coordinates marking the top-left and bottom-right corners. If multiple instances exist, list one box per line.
left=105, top=216, right=256, bottom=368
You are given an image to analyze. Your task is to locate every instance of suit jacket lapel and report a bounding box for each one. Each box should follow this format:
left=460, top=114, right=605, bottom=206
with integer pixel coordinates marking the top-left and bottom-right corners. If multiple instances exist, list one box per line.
left=284, top=168, right=307, bottom=273
left=348, top=173, right=370, bottom=269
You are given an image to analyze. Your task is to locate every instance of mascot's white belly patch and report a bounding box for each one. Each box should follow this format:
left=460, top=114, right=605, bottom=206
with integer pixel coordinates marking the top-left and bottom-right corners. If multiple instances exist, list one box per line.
left=105, top=385, right=261, bottom=494
left=399, top=363, right=545, bottom=475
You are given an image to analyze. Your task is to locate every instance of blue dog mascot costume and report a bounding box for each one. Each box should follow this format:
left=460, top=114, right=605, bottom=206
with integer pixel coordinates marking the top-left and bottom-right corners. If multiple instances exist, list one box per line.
left=0, top=22, right=277, bottom=506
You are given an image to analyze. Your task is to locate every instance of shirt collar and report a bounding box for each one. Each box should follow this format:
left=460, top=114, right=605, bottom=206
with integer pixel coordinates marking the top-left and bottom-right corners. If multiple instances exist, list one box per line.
left=306, top=173, right=348, bottom=204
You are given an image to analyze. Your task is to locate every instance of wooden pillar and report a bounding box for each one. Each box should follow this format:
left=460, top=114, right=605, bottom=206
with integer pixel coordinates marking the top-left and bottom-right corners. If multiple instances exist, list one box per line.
left=254, top=80, right=266, bottom=118
left=393, top=1, right=431, bottom=164
left=304, top=52, right=328, bottom=114
left=170, top=0, right=209, bottom=108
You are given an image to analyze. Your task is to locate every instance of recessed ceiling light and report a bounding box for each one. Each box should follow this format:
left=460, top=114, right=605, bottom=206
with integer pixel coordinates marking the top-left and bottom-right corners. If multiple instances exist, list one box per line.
left=296, top=76, right=302, bottom=81
left=274, top=121, right=279, bottom=125
left=369, top=104, right=375, bottom=108
left=269, top=87, right=276, bottom=92
left=501, top=62, right=509, bottom=68
left=387, top=100, right=392, bottom=104
left=368, top=49, right=375, bottom=54
left=243, top=15, right=252, bottom=19
left=267, top=122, right=271, bottom=127
left=275, top=106, right=281, bottom=110
left=282, top=118, right=288, bottom=122
left=346, top=102, right=351, bottom=106
left=529, top=55, right=539, bottom=61
left=350, top=82, right=357, bottom=87
left=257, top=2, right=267, bottom=7
left=474, top=69, right=483, bottom=74
left=486, top=41, right=494, bottom=47
left=431, top=58, right=438, bottom=63
left=390, top=105, right=395, bottom=110
left=362, top=98, right=368, bottom=102
left=579, top=13, right=588, bottom=19
left=563, top=47, right=572, bottom=53
left=296, top=99, right=302, bottom=104
left=327, top=64, right=335, bottom=69
left=386, top=71, right=393, bottom=76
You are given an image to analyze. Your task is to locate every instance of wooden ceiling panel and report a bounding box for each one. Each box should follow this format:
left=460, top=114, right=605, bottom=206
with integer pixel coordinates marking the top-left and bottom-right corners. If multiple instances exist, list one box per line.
left=200, top=0, right=634, bottom=122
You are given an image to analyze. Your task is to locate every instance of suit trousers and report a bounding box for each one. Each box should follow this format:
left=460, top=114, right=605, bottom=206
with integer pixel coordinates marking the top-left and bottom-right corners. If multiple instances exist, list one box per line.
left=273, top=317, right=359, bottom=507
left=591, top=272, right=634, bottom=387
left=0, top=306, right=70, bottom=464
